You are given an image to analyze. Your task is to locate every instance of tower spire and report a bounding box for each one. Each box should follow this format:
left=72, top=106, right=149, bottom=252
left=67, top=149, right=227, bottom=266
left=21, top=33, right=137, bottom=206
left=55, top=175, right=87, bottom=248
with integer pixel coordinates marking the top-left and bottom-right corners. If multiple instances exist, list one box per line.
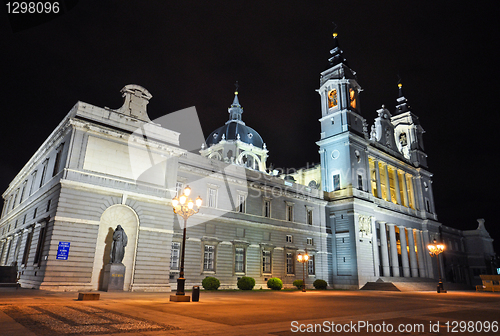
left=395, top=82, right=409, bottom=114
left=328, top=32, right=347, bottom=66
left=228, top=82, right=244, bottom=124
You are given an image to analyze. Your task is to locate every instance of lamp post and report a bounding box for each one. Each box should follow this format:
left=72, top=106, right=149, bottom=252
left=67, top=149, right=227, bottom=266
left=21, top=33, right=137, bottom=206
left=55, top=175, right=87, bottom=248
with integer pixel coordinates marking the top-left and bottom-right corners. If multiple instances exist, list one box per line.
left=427, top=239, right=446, bottom=293
left=170, top=186, right=202, bottom=302
left=297, top=253, right=309, bottom=292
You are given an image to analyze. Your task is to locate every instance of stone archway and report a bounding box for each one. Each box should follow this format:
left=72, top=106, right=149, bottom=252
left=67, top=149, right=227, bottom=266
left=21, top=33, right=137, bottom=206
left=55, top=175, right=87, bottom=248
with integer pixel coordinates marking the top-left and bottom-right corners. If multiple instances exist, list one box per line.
left=91, top=205, right=139, bottom=291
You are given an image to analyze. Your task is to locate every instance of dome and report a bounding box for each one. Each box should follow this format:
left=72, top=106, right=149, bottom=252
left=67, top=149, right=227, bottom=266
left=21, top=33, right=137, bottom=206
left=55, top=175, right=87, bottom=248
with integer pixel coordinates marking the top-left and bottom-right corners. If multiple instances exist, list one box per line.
left=205, top=90, right=265, bottom=149
left=206, top=122, right=264, bottom=148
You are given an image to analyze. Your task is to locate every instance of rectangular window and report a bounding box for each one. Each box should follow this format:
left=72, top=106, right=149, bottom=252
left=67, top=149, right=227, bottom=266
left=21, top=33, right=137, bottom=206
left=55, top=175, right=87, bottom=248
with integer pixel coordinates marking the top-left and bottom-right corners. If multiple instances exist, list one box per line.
left=33, top=225, right=47, bottom=265
left=379, top=163, right=388, bottom=200
left=286, top=204, right=293, bottom=222
left=262, top=250, right=271, bottom=273
left=333, top=174, right=340, bottom=191
left=22, top=227, right=34, bottom=265
left=308, top=255, right=315, bottom=275
left=238, top=194, right=246, bottom=213
left=20, top=181, right=27, bottom=204
left=46, top=200, right=51, bottom=213
left=357, top=174, right=363, bottom=190
left=369, top=158, right=378, bottom=197
left=307, top=209, right=313, bottom=225
left=263, top=199, right=271, bottom=218
left=29, top=171, right=37, bottom=195
left=40, top=159, right=49, bottom=188
left=33, top=208, right=37, bottom=219
left=406, top=175, right=415, bottom=209
left=286, top=235, right=293, bottom=243
left=11, top=189, right=19, bottom=210
left=235, top=247, right=245, bottom=273
left=286, top=252, right=294, bottom=274
left=398, top=171, right=407, bottom=207
left=170, top=242, right=180, bottom=270
left=203, top=245, right=215, bottom=271
left=307, top=238, right=313, bottom=245
left=52, top=144, right=64, bottom=177
left=208, top=188, right=217, bottom=208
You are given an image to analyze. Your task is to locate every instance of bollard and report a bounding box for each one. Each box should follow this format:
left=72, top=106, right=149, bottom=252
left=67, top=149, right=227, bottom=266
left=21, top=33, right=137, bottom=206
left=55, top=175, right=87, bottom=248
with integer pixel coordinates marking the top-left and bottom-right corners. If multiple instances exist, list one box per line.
left=192, top=285, right=200, bottom=302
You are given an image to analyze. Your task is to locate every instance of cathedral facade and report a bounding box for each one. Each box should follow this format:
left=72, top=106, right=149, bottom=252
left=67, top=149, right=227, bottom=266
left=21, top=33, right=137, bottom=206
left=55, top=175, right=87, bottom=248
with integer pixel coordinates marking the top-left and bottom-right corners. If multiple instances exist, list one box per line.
left=0, top=35, right=495, bottom=291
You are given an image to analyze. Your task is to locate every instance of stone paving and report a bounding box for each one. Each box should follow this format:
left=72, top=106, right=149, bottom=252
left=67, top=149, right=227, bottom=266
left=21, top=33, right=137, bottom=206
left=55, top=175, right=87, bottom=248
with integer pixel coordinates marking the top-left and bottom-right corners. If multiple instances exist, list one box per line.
left=1, top=288, right=499, bottom=335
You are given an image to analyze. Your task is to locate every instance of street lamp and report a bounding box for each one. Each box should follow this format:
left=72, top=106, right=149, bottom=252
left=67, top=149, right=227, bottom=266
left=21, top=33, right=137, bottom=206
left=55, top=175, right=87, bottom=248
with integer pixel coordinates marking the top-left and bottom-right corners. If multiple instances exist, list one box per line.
left=170, top=186, right=202, bottom=302
left=427, top=239, right=446, bottom=293
left=297, top=253, right=309, bottom=292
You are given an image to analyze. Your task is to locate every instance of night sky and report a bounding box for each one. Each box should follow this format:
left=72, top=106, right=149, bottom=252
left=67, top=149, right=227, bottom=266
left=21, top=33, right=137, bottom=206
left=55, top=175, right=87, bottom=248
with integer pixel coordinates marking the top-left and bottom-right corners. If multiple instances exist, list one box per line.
left=1, top=1, right=499, bottom=252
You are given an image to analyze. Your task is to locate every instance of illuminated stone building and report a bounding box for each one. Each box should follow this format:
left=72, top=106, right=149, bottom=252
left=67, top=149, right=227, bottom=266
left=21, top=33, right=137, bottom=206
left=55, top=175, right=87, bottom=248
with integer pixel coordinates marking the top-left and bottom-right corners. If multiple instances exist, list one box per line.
left=0, top=34, right=495, bottom=290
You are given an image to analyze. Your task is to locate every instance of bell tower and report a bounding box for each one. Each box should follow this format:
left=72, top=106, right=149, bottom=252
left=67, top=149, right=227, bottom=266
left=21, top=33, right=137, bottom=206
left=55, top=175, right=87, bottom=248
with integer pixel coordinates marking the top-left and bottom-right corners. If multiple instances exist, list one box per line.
left=391, top=83, right=428, bottom=168
left=318, top=33, right=364, bottom=139
left=317, top=33, right=368, bottom=192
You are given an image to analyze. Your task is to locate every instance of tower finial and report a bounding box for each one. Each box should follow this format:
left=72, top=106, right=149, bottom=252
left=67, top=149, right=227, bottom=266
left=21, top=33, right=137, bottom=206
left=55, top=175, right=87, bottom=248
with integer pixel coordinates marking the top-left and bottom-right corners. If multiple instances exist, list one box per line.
left=328, top=23, right=347, bottom=66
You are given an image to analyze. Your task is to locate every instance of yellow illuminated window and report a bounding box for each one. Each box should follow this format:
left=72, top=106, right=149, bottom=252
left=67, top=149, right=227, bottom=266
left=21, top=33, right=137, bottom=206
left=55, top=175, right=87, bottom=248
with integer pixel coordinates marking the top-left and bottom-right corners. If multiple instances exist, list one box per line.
left=388, top=167, right=398, bottom=205
left=369, top=158, right=378, bottom=198
left=328, top=89, right=338, bottom=108
left=349, top=88, right=356, bottom=109
left=379, top=162, right=388, bottom=201
left=406, top=175, right=415, bottom=210
left=398, top=172, right=407, bottom=207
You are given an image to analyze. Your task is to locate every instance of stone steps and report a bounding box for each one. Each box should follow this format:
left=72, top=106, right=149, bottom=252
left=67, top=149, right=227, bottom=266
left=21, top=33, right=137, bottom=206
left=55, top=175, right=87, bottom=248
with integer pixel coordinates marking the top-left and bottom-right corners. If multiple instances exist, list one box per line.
left=360, top=282, right=400, bottom=291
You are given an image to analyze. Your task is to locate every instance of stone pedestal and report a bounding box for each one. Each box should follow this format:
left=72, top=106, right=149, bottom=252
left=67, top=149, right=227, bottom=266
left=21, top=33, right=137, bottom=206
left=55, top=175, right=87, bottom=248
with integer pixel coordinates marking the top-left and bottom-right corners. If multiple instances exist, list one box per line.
left=170, top=294, right=191, bottom=302
left=102, top=263, right=125, bottom=291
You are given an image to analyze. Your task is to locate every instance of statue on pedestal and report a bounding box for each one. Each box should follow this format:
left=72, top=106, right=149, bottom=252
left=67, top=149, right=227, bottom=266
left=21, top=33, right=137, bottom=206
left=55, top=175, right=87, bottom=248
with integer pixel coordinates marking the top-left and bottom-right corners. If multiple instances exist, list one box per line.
left=110, top=225, right=128, bottom=264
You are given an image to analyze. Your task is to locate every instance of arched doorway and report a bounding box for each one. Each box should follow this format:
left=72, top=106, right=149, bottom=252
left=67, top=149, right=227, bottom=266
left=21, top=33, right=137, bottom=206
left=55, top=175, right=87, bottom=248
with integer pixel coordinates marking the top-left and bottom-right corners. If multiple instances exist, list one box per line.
left=91, top=205, right=139, bottom=291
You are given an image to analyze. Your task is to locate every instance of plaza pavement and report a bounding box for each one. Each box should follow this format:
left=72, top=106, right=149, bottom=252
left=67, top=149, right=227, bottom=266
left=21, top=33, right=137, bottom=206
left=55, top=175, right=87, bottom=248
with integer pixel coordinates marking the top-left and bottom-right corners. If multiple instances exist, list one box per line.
left=1, top=287, right=499, bottom=335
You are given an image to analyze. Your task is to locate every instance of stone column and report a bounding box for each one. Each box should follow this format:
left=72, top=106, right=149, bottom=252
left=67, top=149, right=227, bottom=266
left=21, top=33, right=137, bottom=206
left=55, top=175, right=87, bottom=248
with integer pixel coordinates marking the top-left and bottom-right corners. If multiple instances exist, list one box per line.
left=375, top=160, right=382, bottom=198
left=0, top=239, right=5, bottom=266
left=407, top=229, right=419, bottom=277
left=378, top=222, right=391, bottom=277
left=401, top=172, right=409, bottom=208
left=384, top=164, right=391, bottom=202
left=371, top=218, right=380, bottom=277
left=422, top=230, right=434, bottom=278
left=387, top=224, right=400, bottom=277
left=398, top=226, right=410, bottom=277
left=394, top=169, right=402, bottom=205
left=416, top=230, right=427, bottom=277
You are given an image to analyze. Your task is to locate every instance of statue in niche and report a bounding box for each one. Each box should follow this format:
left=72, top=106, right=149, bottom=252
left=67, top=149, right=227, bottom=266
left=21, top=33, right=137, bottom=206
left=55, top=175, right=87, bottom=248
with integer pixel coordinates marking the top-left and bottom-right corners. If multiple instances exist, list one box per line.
left=110, top=225, right=128, bottom=264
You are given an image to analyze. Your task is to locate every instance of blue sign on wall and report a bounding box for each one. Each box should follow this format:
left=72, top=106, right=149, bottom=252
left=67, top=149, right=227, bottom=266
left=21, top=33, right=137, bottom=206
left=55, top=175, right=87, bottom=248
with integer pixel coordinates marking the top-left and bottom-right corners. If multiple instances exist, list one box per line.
left=56, top=241, right=71, bottom=260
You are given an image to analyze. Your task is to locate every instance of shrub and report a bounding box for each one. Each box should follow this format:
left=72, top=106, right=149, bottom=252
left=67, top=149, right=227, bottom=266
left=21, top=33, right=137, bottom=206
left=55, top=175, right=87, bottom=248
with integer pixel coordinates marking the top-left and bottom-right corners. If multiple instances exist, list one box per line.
left=293, top=279, right=304, bottom=290
left=202, top=276, right=220, bottom=290
left=267, top=277, right=283, bottom=290
left=237, top=276, right=256, bottom=290
left=313, top=279, right=328, bottom=289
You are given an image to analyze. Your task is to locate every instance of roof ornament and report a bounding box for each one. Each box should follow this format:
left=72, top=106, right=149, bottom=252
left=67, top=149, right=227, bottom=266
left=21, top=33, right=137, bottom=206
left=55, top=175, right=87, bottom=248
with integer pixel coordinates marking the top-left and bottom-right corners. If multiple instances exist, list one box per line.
left=328, top=22, right=347, bottom=66
left=395, top=76, right=410, bottom=114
